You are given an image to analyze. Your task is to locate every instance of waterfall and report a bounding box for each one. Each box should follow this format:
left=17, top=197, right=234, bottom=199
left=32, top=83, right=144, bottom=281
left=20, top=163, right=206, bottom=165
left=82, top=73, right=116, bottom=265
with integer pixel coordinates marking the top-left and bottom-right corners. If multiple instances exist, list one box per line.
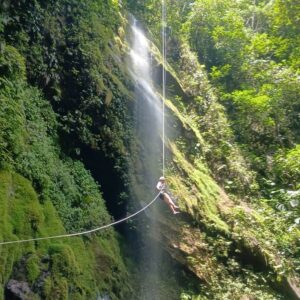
left=127, top=19, right=164, bottom=299
left=128, top=20, right=163, bottom=195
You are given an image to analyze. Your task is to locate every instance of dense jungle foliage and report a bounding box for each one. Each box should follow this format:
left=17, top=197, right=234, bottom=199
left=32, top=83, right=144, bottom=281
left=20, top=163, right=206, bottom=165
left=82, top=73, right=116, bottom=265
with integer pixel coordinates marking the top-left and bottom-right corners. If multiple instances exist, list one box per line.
left=0, top=0, right=132, bottom=299
left=129, top=0, right=300, bottom=298
left=130, top=0, right=300, bottom=239
left=0, top=0, right=299, bottom=299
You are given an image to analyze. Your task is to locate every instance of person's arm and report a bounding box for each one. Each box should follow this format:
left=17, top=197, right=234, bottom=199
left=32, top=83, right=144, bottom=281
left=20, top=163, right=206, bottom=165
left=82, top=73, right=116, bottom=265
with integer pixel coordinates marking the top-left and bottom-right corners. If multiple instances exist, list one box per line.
left=156, top=181, right=162, bottom=191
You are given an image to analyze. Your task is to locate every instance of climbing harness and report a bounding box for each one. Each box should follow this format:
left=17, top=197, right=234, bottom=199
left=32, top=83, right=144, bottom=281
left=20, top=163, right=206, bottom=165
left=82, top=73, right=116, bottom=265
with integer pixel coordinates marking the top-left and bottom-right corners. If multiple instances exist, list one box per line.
left=0, top=1, right=168, bottom=246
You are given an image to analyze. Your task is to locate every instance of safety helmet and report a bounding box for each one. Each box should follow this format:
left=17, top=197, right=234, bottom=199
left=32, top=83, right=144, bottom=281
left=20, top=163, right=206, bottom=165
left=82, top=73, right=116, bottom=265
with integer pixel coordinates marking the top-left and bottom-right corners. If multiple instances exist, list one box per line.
left=159, top=176, right=165, bottom=181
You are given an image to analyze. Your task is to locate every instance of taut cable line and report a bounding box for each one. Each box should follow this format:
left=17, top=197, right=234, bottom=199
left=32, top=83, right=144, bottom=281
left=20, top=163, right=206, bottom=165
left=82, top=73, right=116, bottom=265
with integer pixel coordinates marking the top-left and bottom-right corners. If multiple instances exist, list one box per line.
left=0, top=193, right=161, bottom=245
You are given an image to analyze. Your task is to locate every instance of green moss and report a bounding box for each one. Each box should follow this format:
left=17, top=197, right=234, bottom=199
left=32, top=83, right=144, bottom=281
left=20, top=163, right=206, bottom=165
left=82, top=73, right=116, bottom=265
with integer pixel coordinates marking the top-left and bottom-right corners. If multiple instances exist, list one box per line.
left=0, top=170, right=130, bottom=299
left=228, top=202, right=300, bottom=276
left=26, top=255, right=40, bottom=284
left=51, top=277, right=68, bottom=300
left=149, top=40, right=184, bottom=91
left=88, top=235, right=132, bottom=300
left=169, top=142, right=229, bottom=232
left=42, top=277, right=52, bottom=299
left=166, top=99, right=206, bottom=147
left=0, top=45, right=26, bottom=81
left=0, top=27, right=131, bottom=297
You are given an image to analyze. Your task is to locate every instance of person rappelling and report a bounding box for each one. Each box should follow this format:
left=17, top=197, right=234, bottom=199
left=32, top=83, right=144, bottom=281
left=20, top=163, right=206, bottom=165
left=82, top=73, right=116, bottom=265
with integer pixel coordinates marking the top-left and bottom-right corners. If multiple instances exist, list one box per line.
left=156, top=177, right=180, bottom=214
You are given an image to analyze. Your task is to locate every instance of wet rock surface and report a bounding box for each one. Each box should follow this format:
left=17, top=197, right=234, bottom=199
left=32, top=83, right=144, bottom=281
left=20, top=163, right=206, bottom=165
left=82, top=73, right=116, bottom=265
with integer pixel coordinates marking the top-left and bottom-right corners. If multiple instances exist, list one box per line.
left=5, top=280, right=34, bottom=300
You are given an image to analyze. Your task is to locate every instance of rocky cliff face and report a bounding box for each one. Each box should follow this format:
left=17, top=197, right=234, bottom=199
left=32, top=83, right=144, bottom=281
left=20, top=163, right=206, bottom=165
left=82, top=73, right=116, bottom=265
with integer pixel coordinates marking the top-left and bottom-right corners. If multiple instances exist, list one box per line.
left=0, top=1, right=133, bottom=299
left=0, top=1, right=299, bottom=299
left=128, top=29, right=300, bottom=299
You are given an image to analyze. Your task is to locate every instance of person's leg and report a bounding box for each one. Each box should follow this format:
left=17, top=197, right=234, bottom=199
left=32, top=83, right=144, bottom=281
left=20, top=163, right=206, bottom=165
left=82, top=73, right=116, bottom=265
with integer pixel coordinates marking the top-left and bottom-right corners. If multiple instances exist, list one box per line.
left=163, top=194, right=174, bottom=212
left=168, top=202, right=176, bottom=214
left=164, top=193, right=179, bottom=209
left=163, top=194, right=179, bottom=213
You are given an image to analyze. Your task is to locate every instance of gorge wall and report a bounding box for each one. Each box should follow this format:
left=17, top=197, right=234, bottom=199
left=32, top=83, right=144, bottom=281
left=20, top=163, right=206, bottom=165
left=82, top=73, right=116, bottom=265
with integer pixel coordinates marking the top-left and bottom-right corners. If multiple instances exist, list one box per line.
left=0, top=0, right=299, bottom=299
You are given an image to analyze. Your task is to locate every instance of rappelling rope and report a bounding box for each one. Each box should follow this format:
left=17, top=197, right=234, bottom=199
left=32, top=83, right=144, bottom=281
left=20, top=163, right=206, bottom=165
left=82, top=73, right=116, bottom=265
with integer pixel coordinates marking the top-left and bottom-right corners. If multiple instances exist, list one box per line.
left=0, top=193, right=161, bottom=245
left=162, top=0, right=166, bottom=177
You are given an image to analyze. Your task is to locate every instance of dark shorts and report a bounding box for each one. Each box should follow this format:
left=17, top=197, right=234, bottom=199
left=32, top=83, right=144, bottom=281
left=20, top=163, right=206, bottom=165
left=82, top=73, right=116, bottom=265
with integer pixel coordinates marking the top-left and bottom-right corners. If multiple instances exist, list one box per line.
left=159, top=192, right=165, bottom=200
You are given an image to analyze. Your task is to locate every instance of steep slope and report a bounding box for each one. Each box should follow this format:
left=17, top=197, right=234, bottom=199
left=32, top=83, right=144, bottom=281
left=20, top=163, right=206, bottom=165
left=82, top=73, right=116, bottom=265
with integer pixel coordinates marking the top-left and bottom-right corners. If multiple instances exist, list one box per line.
left=0, top=171, right=129, bottom=300
left=143, top=37, right=300, bottom=299
left=0, top=5, right=132, bottom=297
left=1, top=1, right=299, bottom=299
left=125, top=1, right=300, bottom=298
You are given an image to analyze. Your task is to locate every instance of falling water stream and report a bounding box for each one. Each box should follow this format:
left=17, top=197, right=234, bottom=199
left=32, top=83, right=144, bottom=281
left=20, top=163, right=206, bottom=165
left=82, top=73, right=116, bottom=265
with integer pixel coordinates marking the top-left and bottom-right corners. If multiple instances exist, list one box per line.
left=129, top=20, right=163, bottom=182
left=127, top=19, right=165, bottom=299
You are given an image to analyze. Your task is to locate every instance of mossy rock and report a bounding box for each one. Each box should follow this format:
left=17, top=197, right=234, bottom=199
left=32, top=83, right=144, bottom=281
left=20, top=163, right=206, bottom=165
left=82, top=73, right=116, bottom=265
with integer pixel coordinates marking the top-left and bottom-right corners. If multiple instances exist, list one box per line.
left=0, top=170, right=131, bottom=299
left=26, top=254, right=40, bottom=284
left=0, top=45, right=26, bottom=81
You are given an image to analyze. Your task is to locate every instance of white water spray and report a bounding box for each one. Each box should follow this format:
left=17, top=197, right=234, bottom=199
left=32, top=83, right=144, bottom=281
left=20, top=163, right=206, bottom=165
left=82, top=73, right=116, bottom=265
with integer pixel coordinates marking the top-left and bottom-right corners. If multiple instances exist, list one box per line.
left=128, top=19, right=165, bottom=299
left=128, top=20, right=164, bottom=186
